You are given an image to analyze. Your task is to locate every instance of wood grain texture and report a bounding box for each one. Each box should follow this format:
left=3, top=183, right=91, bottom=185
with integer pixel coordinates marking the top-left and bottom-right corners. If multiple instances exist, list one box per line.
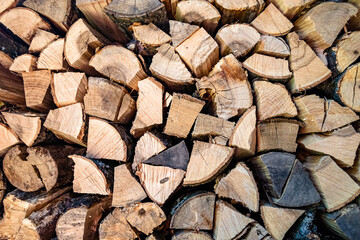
left=169, top=20, right=199, bottom=47
left=37, top=38, right=67, bottom=70
left=9, top=54, right=37, bottom=73
left=269, top=0, right=317, bottom=20
left=254, top=35, right=290, bottom=58
left=29, top=29, right=58, bottom=53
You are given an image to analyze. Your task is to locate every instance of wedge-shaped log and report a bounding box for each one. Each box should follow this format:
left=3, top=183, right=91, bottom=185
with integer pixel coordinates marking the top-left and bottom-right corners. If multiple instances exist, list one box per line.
left=0, top=123, right=20, bottom=156
left=243, top=223, right=272, bottom=240
left=0, top=0, right=18, bottom=14
left=172, top=231, right=212, bottom=240
left=29, top=29, right=58, bottom=53
left=9, top=54, right=37, bottom=73
left=169, top=20, right=199, bottom=47
left=269, top=0, right=317, bottom=20
left=0, top=65, right=25, bottom=105
left=37, top=38, right=67, bottom=70
left=254, top=34, right=290, bottom=58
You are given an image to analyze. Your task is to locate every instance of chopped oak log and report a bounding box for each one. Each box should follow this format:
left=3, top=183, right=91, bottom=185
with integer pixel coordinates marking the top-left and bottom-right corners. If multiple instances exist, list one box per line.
left=169, top=20, right=199, bottom=47
left=253, top=80, right=297, bottom=121
left=243, top=54, right=292, bottom=80
left=170, top=192, right=216, bottom=230
left=76, top=0, right=128, bottom=43
left=293, top=94, right=359, bottom=134
left=0, top=0, right=18, bottom=15
left=144, top=141, right=189, bottom=170
left=251, top=3, right=293, bottom=36
left=229, top=106, right=257, bottom=158
left=183, top=141, right=234, bottom=186
left=70, top=155, right=113, bottom=195
left=22, top=70, right=55, bottom=111
left=0, top=187, right=70, bottom=240
left=261, top=204, right=304, bottom=240
left=298, top=126, right=360, bottom=168
left=175, top=0, right=220, bottom=35
left=215, top=23, right=260, bottom=58
left=56, top=195, right=111, bottom=240
left=172, top=231, right=212, bottom=240
left=149, top=44, right=195, bottom=92
left=84, top=77, right=135, bottom=123
left=0, top=64, right=25, bottom=105
left=163, top=93, right=205, bottom=138
left=28, top=29, right=58, bottom=53
left=24, top=0, right=77, bottom=31
left=99, top=208, right=138, bottom=240
left=347, top=0, right=360, bottom=31
left=294, top=2, right=357, bottom=52
left=130, top=78, right=164, bottom=138
left=176, top=27, right=219, bottom=78
left=137, top=163, right=185, bottom=205
left=243, top=223, right=272, bottom=240
left=112, top=165, right=147, bottom=207
left=253, top=35, right=290, bottom=58
left=64, top=18, right=108, bottom=75
left=44, top=103, right=86, bottom=146
left=286, top=32, right=331, bottom=93
left=196, top=54, right=253, bottom=119
left=37, top=38, right=67, bottom=70
left=51, top=72, right=88, bottom=107
left=0, top=123, right=20, bottom=156
left=89, top=45, right=147, bottom=91
left=257, top=119, right=300, bottom=153
left=126, top=202, right=166, bottom=235
left=0, top=7, right=51, bottom=44
left=215, top=162, right=259, bottom=212
left=9, top=54, right=37, bottom=73
left=213, top=200, right=254, bottom=240
left=214, top=0, right=265, bottom=24
left=304, top=155, right=360, bottom=212
left=269, top=0, right=317, bottom=20
left=87, top=117, right=131, bottom=162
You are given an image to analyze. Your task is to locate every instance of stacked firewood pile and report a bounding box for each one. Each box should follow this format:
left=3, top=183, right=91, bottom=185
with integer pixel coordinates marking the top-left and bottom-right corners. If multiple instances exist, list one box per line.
left=0, top=0, right=360, bottom=239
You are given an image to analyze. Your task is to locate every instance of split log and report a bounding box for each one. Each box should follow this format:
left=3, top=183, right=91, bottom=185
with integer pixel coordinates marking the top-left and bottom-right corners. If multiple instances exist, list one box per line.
left=298, top=126, right=360, bottom=168
left=23, top=0, right=77, bottom=31
left=64, top=18, right=108, bottom=75
left=89, top=45, right=147, bottom=91
left=149, top=44, right=195, bottom=92
left=0, top=29, right=28, bottom=59
left=0, top=7, right=51, bottom=44
left=164, top=92, right=173, bottom=108
left=112, top=165, right=147, bottom=207
left=348, top=0, right=360, bottom=31
left=9, top=54, right=37, bottom=73
left=172, top=231, right=212, bottom=240
left=137, top=163, right=185, bottom=205
left=170, top=192, right=216, bottom=230
left=51, top=72, right=88, bottom=107
left=87, top=117, right=131, bottom=162
left=56, top=195, right=111, bottom=240
left=196, top=54, right=253, bottom=120
left=130, top=78, right=164, bottom=138
left=0, top=0, right=18, bottom=14
left=192, top=113, right=235, bottom=142
left=37, top=38, right=67, bottom=70
left=287, top=32, right=331, bottom=93
left=169, top=20, right=199, bottom=47
left=215, top=162, right=259, bottom=212
left=250, top=3, right=293, bottom=36
left=214, top=0, right=265, bottom=24
left=176, top=27, right=219, bottom=78
left=229, top=106, right=256, bottom=158
left=0, top=123, right=20, bottom=156
left=0, top=64, right=25, bottom=105
left=75, top=0, right=128, bottom=43
left=0, top=51, right=14, bottom=69
left=104, top=0, right=168, bottom=38
left=213, top=200, right=254, bottom=240
left=215, top=23, right=260, bottom=58
left=243, top=223, right=272, bottom=240
left=144, top=141, right=189, bottom=170
left=269, top=0, right=317, bottom=20
left=243, top=54, right=292, bottom=80
left=70, top=155, right=113, bottom=195
left=132, top=23, right=172, bottom=55
left=294, top=2, right=357, bottom=52
left=163, top=93, right=205, bottom=138
left=126, top=202, right=166, bottom=235
left=22, top=70, right=55, bottom=111
left=253, top=35, right=290, bottom=58
left=99, top=207, right=138, bottom=240
left=0, top=187, right=70, bottom=240
left=28, top=29, right=58, bottom=53
left=175, top=0, right=220, bottom=35
left=304, top=155, right=360, bottom=212
left=346, top=149, right=360, bottom=182
left=261, top=204, right=304, bottom=240
left=257, top=119, right=300, bottom=153
left=319, top=203, right=360, bottom=240
left=183, top=141, right=234, bottom=186
left=253, top=80, right=297, bottom=121
left=44, top=103, right=86, bottom=146
left=83, top=77, right=135, bottom=123
left=293, top=94, right=359, bottom=134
